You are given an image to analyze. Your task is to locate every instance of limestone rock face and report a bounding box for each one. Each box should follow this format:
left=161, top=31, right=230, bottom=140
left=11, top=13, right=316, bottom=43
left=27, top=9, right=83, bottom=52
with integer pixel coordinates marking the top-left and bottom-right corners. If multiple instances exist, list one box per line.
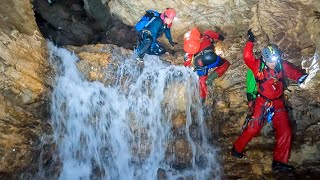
left=0, top=0, right=50, bottom=173
left=249, top=0, right=320, bottom=59
left=108, top=0, right=320, bottom=57
left=32, top=0, right=137, bottom=48
left=66, top=44, right=133, bottom=84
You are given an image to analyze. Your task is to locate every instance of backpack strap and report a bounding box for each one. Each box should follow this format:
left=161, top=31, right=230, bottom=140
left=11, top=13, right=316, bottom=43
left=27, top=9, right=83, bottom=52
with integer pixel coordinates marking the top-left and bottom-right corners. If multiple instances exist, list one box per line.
left=193, top=48, right=214, bottom=59
left=255, top=58, right=290, bottom=93
left=259, top=58, right=265, bottom=72
left=255, top=58, right=265, bottom=81
left=144, top=17, right=156, bottom=28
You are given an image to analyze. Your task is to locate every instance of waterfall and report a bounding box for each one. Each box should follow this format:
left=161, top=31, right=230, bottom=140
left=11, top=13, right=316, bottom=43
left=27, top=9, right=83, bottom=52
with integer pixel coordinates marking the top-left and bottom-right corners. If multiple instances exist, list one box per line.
left=300, top=50, right=319, bottom=88
left=42, top=43, right=221, bottom=180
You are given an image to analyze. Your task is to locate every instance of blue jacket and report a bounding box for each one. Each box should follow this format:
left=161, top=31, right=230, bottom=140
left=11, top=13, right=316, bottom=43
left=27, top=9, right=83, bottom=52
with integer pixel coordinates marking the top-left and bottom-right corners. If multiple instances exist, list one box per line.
left=143, top=16, right=173, bottom=50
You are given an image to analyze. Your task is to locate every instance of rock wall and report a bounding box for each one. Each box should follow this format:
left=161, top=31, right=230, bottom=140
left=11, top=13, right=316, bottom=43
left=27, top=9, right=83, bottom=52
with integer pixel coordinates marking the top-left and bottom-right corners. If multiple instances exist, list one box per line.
left=108, top=0, right=320, bottom=57
left=32, top=0, right=137, bottom=48
left=0, top=0, right=50, bottom=175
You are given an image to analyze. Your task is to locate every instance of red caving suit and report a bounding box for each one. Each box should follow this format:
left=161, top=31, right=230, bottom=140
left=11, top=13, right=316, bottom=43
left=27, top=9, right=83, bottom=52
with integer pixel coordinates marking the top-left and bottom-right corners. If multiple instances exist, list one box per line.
left=233, top=41, right=305, bottom=163
left=184, top=30, right=230, bottom=99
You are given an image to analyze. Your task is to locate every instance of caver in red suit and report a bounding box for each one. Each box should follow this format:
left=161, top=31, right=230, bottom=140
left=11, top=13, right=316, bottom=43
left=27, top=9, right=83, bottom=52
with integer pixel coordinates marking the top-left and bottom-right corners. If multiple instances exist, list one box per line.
left=184, top=28, right=230, bottom=103
left=232, top=29, right=308, bottom=172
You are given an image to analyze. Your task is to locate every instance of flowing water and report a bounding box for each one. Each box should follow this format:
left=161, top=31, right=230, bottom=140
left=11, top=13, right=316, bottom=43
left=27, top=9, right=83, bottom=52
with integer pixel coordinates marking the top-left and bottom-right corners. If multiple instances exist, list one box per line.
left=40, top=43, right=221, bottom=180
left=300, top=50, right=319, bottom=88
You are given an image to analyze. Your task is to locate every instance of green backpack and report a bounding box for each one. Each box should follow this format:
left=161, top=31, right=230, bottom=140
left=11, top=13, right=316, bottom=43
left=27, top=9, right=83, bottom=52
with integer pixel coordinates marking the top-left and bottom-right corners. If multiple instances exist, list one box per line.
left=246, top=69, right=257, bottom=101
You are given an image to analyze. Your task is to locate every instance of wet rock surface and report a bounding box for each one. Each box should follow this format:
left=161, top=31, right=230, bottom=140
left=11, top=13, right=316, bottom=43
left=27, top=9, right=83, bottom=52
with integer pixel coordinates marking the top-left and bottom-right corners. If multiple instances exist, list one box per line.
left=0, top=0, right=51, bottom=175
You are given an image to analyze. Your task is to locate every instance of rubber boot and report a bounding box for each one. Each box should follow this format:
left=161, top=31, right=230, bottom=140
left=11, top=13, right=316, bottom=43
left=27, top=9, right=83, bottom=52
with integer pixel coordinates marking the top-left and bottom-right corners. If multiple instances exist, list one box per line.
left=201, top=98, right=206, bottom=105
left=231, top=146, right=244, bottom=158
left=272, top=161, right=295, bottom=172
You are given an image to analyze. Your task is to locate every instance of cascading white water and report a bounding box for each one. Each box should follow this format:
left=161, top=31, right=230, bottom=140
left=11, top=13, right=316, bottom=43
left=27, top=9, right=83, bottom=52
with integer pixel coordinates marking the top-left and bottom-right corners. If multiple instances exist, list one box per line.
left=46, top=43, right=221, bottom=180
left=300, top=50, right=319, bottom=88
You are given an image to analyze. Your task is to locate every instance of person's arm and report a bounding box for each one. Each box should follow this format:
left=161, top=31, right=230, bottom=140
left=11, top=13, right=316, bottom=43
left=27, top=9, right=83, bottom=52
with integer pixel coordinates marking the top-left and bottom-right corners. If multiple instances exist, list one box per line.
left=164, top=27, right=173, bottom=44
left=243, top=41, right=259, bottom=71
left=243, top=29, right=260, bottom=72
left=214, top=57, right=230, bottom=77
left=282, top=61, right=306, bottom=82
left=184, top=53, right=193, bottom=67
left=205, top=57, right=230, bottom=86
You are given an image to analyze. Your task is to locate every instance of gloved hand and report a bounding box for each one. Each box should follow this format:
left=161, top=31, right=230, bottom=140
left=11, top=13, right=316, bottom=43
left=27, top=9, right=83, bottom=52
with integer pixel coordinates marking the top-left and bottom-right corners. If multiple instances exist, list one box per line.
left=298, top=74, right=308, bottom=88
left=247, top=28, right=255, bottom=43
left=206, top=72, right=219, bottom=86
left=218, top=34, right=225, bottom=41
left=170, top=41, right=178, bottom=47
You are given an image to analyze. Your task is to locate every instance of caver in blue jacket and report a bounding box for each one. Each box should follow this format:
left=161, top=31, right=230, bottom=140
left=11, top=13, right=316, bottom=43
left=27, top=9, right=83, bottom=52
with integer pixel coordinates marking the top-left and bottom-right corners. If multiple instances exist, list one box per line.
left=136, top=9, right=176, bottom=62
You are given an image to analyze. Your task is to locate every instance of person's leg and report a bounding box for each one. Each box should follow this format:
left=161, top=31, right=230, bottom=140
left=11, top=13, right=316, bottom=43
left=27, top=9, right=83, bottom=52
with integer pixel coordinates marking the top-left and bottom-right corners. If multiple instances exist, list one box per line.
left=271, top=99, right=292, bottom=163
left=270, top=99, right=294, bottom=172
left=233, top=97, right=265, bottom=154
left=272, top=111, right=292, bottom=163
left=271, top=107, right=294, bottom=171
left=199, top=75, right=208, bottom=103
left=136, top=33, right=152, bottom=61
left=214, top=57, right=230, bottom=77
left=149, top=42, right=166, bottom=56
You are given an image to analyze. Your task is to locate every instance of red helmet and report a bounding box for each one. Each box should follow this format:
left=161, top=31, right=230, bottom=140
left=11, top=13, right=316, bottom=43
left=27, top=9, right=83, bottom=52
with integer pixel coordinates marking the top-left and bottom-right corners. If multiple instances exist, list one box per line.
left=164, top=8, right=176, bottom=20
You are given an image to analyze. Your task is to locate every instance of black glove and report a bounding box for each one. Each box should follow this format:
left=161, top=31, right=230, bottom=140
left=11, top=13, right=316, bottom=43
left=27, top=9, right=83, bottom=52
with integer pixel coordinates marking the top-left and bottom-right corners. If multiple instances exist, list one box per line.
left=218, top=34, right=225, bottom=41
left=247, top=29, right=255, bottom=42
left=170, top=41, right=178, bottom=47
